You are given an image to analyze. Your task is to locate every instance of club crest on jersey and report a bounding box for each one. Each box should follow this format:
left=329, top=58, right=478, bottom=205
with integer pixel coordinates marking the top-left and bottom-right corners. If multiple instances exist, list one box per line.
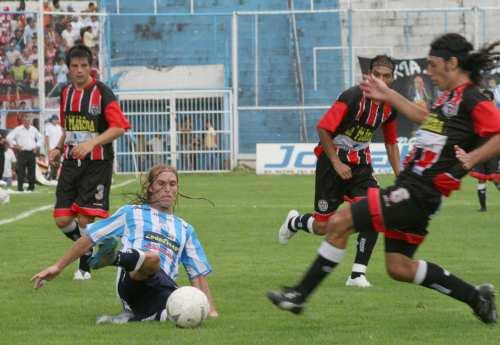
left=317, top=199, right=329, bottom=212
left=441, top=101, right=459, bottom=117
left=89, top=104, right=101, bottom=116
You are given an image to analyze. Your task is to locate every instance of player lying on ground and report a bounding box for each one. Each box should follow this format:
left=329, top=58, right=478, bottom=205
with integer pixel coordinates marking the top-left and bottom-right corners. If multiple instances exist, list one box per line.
left=32, top=165, right=218, bottom=323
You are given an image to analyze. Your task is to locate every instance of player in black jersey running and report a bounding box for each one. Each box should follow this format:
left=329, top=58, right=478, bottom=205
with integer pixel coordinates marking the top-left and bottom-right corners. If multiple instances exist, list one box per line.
left=278, top=55, right=400, bottom=288
left=48, top=45, right=131, bottom=280
left=268, top=33, right=500, bottom=324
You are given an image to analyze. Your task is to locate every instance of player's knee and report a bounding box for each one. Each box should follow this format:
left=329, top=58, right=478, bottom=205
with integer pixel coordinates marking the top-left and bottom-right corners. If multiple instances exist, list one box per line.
left=313, top=221, right=327, bottom=235
left=54, top=216, right=74, bottom=229
left=385, top=255, right=415, bottom=282
left=326, top=207, right=353, bottom=237
left=77, top=215, right=94, bottom=228
left=142, top=252, right=161, bottom=275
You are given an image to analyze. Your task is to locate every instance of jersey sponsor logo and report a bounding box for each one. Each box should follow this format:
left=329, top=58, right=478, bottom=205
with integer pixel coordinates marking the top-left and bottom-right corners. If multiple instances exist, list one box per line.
left=420, top=113, right=444, bottom=134
left=343, top=124, right=375, bottom=143
left=144, top=242, right=175, bottom=261
left=144, top=231, right=180, bottom=253
left=65, top=113, right=98, bottom=132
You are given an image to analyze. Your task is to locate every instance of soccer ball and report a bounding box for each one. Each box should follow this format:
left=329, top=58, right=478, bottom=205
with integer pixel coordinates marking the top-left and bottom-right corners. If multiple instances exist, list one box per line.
left=166, top=286, right=209, bottom=328
left=0, top=189, right=10, bottom=205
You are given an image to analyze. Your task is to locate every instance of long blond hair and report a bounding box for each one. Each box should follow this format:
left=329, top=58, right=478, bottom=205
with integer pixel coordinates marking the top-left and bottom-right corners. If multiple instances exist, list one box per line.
left=132, top=164, right=214, bottom=207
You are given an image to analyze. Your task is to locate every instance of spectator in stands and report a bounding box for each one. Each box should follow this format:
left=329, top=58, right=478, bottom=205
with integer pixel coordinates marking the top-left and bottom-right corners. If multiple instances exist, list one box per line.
left=0, top=129, right=6, bottom=180
left=83, top=2, right=98, bottom=13
left=89, top=15, right=99, bottom=36
left=44, top=114, right=62, bottom=180
left=45, top=23, right=58, bottom=45
left=27, top=59, right=38, bottom=91
left=10, top=57, right=27, bottom=100
left=81, top=26, right=95, bottom=48
left=488, top=77, right=500, bottom=108
left=5, top=42, right=21, bottom=67
left=49, top=57, right=68, bottom=97
left=61, top=22, right=74, bottom=49
left=147, top=134, right=165, bottom=166
left=7, top=113, right=42, bottom=192
left=46, top=42, right=57, bottom=62
left=23, top=17, right=35, bottom=47
left=204, top=120, right=218, bottom=170
left=52, top=0, right=62, bottom=11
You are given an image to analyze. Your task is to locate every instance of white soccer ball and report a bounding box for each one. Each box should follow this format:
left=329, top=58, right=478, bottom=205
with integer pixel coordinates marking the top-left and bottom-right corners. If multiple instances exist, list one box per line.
left=166, top=286, right=209, bottom=328
left=0, top=189, right=10, bottom=205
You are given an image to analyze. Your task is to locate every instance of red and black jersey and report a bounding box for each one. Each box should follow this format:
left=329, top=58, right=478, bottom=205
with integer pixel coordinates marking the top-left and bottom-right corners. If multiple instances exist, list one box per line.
left=400, top=83, right=500, bottom=196
left=60, top=79, right=131, bottom=161
left=315, top=85, right=398, bottom=165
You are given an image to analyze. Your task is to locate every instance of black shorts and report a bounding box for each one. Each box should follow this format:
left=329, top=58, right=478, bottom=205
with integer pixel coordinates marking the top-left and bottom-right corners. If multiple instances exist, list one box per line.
left=314, top=152, right=378, bottom=222
left=351, top=184, right=441, bottom=257
left=471, top=156, right=500, bottom=181
left=118, top=269, right=177, bottom=321
left=53, top=159, right=113, bottom=219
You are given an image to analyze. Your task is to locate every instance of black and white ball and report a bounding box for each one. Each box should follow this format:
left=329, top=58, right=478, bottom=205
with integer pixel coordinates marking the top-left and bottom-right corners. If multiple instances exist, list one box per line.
left=166, top=286, right=209, bottom=328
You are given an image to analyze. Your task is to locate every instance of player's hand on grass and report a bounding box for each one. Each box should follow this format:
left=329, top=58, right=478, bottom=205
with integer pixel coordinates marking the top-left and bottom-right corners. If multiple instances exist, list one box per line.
left=31, top=265, right=62, bottom=289
left=360, top=74, right=390, bottom=101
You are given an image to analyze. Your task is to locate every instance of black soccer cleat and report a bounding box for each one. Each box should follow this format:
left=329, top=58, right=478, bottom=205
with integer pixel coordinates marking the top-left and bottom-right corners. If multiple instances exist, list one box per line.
left=266, top=287, right=305, bottom=315
left=473, top=284, right=497, bottom=324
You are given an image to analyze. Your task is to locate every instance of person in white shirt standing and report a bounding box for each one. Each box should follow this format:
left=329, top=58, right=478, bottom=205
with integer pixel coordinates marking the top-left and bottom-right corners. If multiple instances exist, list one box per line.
left=7, top=113, right=42, bottom=192
left=45, top=114, right=63, bottom=180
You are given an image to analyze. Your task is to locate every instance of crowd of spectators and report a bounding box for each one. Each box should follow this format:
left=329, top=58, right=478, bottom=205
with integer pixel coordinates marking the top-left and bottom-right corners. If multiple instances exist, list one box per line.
left=1, top=0, right=100, bottom=130
left=1, top=1, right=99, bottom=189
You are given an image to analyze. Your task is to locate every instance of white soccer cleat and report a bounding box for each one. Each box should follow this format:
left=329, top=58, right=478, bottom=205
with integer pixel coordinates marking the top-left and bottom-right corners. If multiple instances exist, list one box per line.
left=345, top=275, right=372, bottom=288
left=278, top=210, right=299, bottom=245
left=73, top=269, right=91, bottom=280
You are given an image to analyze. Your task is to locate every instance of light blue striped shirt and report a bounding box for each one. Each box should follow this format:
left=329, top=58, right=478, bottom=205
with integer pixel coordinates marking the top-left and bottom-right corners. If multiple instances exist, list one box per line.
left=86, top=204, right=212, bottom=280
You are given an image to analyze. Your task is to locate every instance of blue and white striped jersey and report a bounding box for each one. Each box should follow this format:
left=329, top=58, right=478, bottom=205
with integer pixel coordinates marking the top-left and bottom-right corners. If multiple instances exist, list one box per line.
left=86, top=204, right=212, bottom=280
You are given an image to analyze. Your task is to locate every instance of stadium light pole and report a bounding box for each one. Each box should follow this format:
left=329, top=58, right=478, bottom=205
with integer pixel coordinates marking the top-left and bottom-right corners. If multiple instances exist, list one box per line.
left=37, top=0, right=46, bottom=132
left=231, top=12, right=239, bottom=169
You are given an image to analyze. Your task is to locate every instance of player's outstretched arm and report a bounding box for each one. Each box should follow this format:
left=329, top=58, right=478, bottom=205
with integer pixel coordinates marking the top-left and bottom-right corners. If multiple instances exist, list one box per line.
left=385, top=142, right=401, bottom=176
left=31, top=236, right=94, bottom=289
left=360, top=74, right=428, bottom=124
left=190, top=275, right=218, bottom=317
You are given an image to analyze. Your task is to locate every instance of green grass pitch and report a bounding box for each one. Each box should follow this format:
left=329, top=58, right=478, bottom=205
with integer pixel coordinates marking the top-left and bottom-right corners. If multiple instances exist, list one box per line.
left=0, top=172, right=499, bottom=345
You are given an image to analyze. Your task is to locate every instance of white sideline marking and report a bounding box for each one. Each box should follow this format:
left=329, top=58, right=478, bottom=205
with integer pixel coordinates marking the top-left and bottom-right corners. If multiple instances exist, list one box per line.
left=0, top=179, right=136, bottom=227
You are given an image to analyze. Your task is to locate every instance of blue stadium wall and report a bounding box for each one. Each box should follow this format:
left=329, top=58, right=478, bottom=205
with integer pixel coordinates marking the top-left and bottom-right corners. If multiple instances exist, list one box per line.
left=103, top=0, right=343, bottom=154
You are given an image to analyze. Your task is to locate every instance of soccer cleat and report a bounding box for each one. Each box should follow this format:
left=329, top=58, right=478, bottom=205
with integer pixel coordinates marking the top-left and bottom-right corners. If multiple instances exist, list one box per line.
left=473, top=284, right=497, bottom=324
left=88, top=237, right=121, bottom=270
left=73, top=269, right=91, bottom=280
left=96, top=310, right=134, bottom=325
left=266, top=287, right=305, bottom=314
left=278, top=210, right=299, bottom=245
left=345, top=274, right=372, bottom=288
